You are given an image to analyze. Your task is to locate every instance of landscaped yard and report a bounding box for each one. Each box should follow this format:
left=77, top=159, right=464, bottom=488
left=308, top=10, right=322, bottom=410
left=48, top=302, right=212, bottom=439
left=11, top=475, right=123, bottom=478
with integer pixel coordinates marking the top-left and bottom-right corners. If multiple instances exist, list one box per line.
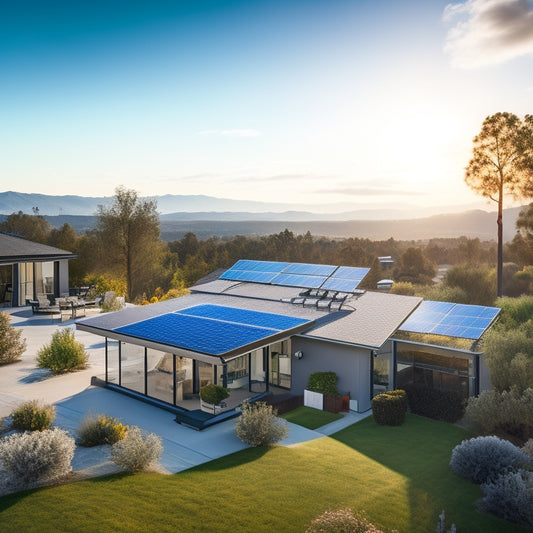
left=0, top=414, right=525, bottom=532
left=280, top=405, right=343, bottom=429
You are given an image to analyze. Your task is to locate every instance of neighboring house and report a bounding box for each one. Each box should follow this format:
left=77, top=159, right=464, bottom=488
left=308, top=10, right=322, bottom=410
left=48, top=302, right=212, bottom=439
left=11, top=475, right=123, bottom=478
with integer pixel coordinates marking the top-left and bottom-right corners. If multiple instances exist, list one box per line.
left=0, top=232, right=75, bottom=307
left=77, top=260, right=499, bottom=427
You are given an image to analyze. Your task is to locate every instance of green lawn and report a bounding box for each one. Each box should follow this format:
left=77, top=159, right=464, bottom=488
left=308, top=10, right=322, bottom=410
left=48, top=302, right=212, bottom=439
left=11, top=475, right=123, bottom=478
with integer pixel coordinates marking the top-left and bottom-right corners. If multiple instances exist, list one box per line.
left=280, top=405, right=343, bottom=429
left=0, top=414, right=525, bottom=533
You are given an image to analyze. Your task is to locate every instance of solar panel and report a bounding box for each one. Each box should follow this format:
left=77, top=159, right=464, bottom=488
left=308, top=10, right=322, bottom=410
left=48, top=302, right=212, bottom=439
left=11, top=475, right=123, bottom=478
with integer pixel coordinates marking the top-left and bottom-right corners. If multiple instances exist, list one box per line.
left=331, top=266, right=370, bottom=280
left=219, top=270, right=278, bottom=283
left=399, top=300, right=500, bottom=340
left=321, top=278, right=362, bottom=292
left=176, top=304, right=309, bottom=331
left=282, top=263, right=337, bottom=276
left=219, top=260, right=370, bottom=293
left=271, top=273, right=327, bottom=288
left=115, top=305, right=311, bottom=356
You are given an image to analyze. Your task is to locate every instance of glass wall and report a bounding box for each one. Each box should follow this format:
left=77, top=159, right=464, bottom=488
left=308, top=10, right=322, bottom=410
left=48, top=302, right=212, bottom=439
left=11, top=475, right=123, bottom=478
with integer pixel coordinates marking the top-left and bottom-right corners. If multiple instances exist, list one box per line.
left=18, top=263, right=34, bottom=305
left=396, top=342, right=472, bottom=399
left=0, top=265, right=12, bottom=307
left=147, top=349, right=174, bottom=404
left=223, top=354, right=249, bottom=390
left=250, top=348, right=266, bottom=393
left=107, top=339, right=119, bottom=384
left=373, top=352, right=392, bottom=397
left=120, top=342, right=145, bottom=394
left=176, top=356, right=193, bottom=400
left=269, top=340, right=291, bottom=388
left=34, top=262, right=55, bottom=297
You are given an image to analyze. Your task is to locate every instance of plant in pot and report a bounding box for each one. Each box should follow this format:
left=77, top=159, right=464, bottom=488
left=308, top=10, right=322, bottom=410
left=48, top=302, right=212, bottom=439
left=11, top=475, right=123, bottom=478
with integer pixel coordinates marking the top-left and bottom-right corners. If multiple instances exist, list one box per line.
left=199, top=384, right=230, bottom=414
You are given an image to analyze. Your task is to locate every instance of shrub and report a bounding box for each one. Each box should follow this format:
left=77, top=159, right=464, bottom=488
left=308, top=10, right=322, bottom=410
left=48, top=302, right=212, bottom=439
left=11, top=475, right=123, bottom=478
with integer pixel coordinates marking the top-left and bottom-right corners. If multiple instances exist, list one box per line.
left=235, top=401, right=288, bottom=447
left=435, top=510, right=456, bottom=533
left=77, top=414, right=128, bottom=447
left=11, top=400, right=56, bottom=431
left=522, top=438, right=533, bottom=458
left=110, top=426, right=163, bottom=472
left=36, top=328, right=88, bottom=374
left=0, top=428, right=75, bottom=487
left=100, top=296, right=124, bottom=313
left=450, top=436, right=530, bottom=484
left=306, top=508, right=384, bottom=533
left=463, top=388, right=533, bottom=444
left=0, top=311, right=26, bottom=364
left=480, top=470, right=533, bottom=528
left=372, top=390, right=407, bottom=426
left=307, top=372, right=339, bottom=397
left=403, top=383, right=465, bottom=423
left=199, top=384, right=230, bottom=405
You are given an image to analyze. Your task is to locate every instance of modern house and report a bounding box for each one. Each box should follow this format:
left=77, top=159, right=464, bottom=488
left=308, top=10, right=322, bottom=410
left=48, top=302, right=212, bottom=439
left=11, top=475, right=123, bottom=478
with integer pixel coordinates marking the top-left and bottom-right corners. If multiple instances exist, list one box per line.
left=76, top=260, right=500, bottom=427
left=0, top=232, right=75, bottom=307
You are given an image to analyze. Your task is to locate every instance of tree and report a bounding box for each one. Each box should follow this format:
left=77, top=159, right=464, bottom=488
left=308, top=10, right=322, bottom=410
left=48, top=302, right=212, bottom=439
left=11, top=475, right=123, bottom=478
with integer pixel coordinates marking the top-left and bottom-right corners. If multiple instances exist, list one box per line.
left=0, top=211, right=51, bottom=243
left=96, top=187, right=164, bottom=301
left=465, top=113, right=532, bottom=297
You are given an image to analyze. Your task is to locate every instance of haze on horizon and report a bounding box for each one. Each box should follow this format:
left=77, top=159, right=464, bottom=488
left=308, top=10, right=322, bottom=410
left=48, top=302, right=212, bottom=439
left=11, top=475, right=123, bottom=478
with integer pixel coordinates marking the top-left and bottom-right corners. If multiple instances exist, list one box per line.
left=1, top=0, right=532, bottom=213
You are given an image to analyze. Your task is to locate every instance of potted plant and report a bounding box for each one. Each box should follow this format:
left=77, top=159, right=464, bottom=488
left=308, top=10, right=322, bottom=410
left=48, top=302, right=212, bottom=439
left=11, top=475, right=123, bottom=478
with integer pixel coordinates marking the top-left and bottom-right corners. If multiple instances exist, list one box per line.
left=199, top=384, right=230, bottom=414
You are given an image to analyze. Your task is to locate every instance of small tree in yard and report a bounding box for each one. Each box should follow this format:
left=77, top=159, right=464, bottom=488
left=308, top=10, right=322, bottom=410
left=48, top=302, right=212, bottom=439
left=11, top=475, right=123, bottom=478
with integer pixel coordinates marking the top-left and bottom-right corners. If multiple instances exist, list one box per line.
left=37, top=329, right=88, bottom=374
left=0, top=311, right=26, bottom=364
left=235, top=401, right=288, bottom=447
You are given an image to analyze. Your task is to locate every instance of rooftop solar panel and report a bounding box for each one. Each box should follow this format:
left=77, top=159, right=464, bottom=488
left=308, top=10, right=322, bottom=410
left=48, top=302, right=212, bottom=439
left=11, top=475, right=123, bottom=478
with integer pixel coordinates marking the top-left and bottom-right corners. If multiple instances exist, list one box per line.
left=282, top=263, right=337, bottom=276
left=321, top=278, right=362, bottom=292
left=271, top=273, right=327, bottom=288
left=219, top=270, right=278, bottom=283
left=399, top=300, right=500, bottom=340
left=115, top=305, right=311, bottom=356
left=219, top=260, right=370, bottom=293
left=176, top=304, right=309, bottom=330
left=331, top=266, right=370, bottom=280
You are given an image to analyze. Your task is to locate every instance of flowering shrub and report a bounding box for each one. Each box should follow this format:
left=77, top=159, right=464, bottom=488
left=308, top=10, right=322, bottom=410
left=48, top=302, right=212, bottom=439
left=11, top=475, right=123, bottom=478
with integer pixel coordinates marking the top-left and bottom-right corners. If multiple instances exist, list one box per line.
left=77, top=414, right=128, bottom=446
left=0, top=428, right=75, bottom=487
left=0, top=311, right=26, bottom=364
left=306, top=509, right=384, bottom=533
left=450, top=436, right=530, bottom=484
left=11, top=400, right=56, bottom=431
left=480, top=470, right=533, bottom=528
left=235, top=401, right=288, bottom=447
left=110, top=426, right=163, bottom=472
left=36, top=329, right=88, bottom=374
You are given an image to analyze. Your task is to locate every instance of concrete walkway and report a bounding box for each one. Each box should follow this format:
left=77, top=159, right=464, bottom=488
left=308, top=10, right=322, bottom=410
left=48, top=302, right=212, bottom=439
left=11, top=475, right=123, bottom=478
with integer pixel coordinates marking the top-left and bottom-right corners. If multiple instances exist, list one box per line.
left=1, top=307, right=371, bottom=476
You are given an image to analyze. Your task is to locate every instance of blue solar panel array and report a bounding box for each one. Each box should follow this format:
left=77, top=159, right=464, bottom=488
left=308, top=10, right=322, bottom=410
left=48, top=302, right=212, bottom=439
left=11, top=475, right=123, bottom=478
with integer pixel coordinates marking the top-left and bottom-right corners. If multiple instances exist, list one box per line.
left=114, top=304, right=311, bottom=356
left=399, top=300, right=500, bottom=340
left=219, top=260, right=370, bottom=293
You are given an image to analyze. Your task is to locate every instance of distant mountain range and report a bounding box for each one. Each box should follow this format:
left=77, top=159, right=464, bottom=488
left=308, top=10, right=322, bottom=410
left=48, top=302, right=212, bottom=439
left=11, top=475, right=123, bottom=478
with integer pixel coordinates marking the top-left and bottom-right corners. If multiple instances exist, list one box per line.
left=0, top=190, right=525, bottom=242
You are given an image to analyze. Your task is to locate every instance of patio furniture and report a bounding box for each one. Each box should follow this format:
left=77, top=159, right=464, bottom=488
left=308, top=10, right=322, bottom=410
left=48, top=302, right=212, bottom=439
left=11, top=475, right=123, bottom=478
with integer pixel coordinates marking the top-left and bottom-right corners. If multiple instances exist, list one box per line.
left=57, top=296, right=86, bottom=322
left=29, top=295, right=60, bottom=315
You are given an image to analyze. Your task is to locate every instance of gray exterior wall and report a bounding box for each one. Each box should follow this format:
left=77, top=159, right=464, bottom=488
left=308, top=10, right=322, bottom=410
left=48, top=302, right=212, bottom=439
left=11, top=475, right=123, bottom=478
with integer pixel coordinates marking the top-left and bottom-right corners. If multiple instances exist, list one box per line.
left=479, top=355, right=491, bottom=393
left=58, top=259, right=70, bottom=297
left=291, top=336, right=372, bottom=412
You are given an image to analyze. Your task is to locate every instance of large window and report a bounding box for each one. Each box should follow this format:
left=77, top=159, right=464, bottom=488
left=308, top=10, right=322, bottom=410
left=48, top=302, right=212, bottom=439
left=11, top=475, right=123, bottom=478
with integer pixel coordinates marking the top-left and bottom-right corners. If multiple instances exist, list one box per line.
left=107, top=339, right=119, bottom=384
left=396, top=343, right=473, bottom=399
left=269, top=340, right=291, bottom=389
left=223, top=354, right=249, bottom=390
left=34, top=262, right=55, bottom=296
left=120, top=342, right=145, bottom=394
left=147, top=349, right=174, bottom=404
left=176, top=357, right=193, bottom=401
left=0, top=265, right=12, bottom=307
left=18, top=263, right=34, bottom=305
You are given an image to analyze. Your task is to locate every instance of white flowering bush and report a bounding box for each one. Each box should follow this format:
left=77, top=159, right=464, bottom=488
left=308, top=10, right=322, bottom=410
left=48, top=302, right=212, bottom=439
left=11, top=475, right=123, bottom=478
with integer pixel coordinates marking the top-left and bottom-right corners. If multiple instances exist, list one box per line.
left=110, top=426, right=162, bottom=472
left=480, top=470, right=533, bottom=528
left=522, top=438, right=533, bottom=458
left=450, top=436, right=530, bottom=484
left=0, top=428, right=75, bottom=488
left=235, top=401, right=288, bottom=447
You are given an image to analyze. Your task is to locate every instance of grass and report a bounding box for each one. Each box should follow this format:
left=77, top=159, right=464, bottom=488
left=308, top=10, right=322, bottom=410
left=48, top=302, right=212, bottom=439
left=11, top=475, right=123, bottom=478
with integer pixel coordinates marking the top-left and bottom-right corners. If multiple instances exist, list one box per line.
left=280, top=405, right=343, bottom=429
left=0, top=414, right=526, bottom=533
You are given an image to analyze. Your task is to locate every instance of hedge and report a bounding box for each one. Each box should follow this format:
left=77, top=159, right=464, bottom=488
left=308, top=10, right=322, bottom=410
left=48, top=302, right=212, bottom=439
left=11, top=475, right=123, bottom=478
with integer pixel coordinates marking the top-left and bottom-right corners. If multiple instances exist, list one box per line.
left=403, top=383, right=465, bottom=423
left=372, top=390, right=407, bottom=426
left=307, top=372, right=339, bottom=397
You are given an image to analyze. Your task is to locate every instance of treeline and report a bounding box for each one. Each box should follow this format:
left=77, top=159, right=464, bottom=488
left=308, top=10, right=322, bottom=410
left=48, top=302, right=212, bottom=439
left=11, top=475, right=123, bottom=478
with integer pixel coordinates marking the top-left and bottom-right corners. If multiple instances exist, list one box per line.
left=4, top=190, right=533, bottom=306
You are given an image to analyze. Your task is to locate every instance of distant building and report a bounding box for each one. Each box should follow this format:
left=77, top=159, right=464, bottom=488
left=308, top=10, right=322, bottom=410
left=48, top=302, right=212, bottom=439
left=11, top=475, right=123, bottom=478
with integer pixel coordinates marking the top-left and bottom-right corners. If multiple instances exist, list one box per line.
left=378, top=256, right=394, bottom=270
left=0, top=232, right=75, bottom=307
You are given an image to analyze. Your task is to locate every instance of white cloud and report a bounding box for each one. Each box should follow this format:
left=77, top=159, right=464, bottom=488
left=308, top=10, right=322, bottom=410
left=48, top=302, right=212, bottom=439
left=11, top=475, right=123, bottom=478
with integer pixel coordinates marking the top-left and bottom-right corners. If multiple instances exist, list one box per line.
left=197, top=129, right=262, bottom=137
left=443, top=0, right=533, bottom=68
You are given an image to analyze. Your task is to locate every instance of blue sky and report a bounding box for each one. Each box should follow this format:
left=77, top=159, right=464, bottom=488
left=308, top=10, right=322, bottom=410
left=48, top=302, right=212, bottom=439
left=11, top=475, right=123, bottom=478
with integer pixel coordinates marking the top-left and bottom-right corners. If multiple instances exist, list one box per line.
left=1, top=0, right=533, bottom=212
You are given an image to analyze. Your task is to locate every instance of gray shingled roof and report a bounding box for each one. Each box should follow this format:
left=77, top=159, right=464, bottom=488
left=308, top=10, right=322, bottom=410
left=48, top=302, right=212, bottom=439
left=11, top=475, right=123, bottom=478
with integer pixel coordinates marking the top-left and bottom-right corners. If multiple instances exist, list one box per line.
left=303, top=291, right=422, bottom=349
left=0, top=233, right=76, bottom=263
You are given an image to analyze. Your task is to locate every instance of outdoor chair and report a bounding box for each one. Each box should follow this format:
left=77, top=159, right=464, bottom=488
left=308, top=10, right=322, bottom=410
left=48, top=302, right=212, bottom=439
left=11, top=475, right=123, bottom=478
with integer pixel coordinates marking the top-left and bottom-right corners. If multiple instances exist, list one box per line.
left=29, top=295, right=60, bottom=315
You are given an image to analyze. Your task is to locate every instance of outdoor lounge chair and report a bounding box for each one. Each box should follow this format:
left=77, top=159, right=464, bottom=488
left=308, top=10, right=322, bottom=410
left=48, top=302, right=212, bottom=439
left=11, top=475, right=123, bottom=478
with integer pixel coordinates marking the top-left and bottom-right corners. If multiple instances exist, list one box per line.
left=29, top=295, right=60, bottom=315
